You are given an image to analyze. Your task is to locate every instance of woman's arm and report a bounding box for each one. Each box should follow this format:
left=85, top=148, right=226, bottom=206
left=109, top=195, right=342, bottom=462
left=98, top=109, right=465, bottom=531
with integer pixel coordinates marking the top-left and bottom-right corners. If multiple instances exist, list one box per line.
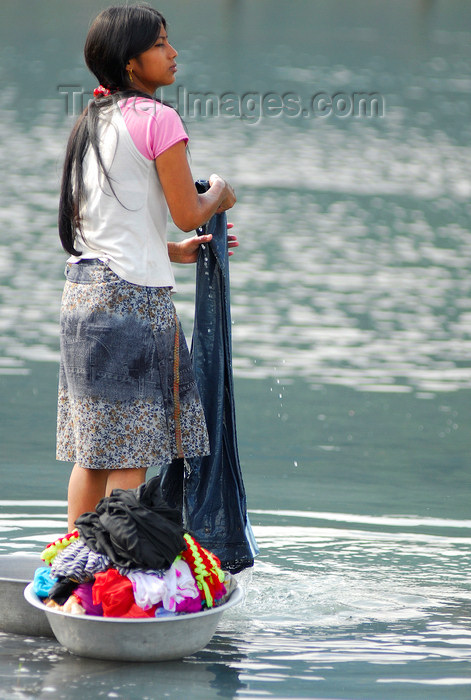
left=168, top=226, right=239, bottom=264
left=155, top=140, right=236, bottom=232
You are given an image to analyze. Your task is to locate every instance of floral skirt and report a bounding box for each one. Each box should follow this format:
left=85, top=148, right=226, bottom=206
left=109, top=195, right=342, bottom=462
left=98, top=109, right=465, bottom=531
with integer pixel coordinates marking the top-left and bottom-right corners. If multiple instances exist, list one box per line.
left=56, top=260, right=210, bottom=470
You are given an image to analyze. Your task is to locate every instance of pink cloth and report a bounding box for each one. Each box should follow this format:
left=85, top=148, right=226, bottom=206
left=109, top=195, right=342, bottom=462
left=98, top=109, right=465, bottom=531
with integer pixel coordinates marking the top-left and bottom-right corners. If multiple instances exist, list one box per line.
left=128, top=562, right=203, bottom=614
left=161, top=560, right=201, bottom=612
left=119, top=97, right=188, bottom=161
left=174, top=595, right=203, bottom=614
left=74, top=582, right=103, bottom=616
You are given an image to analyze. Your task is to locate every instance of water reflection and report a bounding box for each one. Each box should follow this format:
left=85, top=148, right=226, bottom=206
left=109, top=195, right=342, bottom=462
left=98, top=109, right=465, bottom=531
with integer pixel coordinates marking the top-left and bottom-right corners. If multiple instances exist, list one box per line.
left=2, top=633, right=247, bottom=700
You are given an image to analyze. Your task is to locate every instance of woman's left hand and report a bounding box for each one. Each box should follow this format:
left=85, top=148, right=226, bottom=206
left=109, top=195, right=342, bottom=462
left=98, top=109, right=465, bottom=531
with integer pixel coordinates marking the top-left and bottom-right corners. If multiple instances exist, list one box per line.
left=226, top=222, right=239, bottom=256
left=169, top=223, right=239, bottom=264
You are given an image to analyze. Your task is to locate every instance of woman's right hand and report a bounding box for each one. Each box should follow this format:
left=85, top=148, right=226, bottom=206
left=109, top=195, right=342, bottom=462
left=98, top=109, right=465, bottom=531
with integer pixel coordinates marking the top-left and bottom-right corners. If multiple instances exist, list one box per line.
left=209, top=173, right=236, bottom=212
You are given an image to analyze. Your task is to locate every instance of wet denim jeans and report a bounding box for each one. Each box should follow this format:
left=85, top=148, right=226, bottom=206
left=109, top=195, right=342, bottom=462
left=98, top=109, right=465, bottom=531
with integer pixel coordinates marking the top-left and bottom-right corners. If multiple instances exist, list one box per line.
left=160, top=181, right=258, bottom=573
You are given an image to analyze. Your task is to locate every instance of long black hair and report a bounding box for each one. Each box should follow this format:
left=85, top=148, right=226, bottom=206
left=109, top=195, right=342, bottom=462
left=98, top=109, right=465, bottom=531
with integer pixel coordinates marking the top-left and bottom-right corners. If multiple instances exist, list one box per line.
left=58, top=4, right=167, bottom=255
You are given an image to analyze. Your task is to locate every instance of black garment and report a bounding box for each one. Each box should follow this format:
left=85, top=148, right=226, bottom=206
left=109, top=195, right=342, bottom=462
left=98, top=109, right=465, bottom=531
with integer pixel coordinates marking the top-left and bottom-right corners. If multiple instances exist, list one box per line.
left=160, top=181, right=258, bottom=573
left=76, top=476, right=186, bottom=570
left=48, top=577, right=80, bottom=605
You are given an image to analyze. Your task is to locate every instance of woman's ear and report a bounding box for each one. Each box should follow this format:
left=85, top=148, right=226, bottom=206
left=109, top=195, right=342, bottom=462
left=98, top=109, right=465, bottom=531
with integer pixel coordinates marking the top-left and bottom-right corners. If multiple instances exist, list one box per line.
left=126, top=58, right=136, bottom=84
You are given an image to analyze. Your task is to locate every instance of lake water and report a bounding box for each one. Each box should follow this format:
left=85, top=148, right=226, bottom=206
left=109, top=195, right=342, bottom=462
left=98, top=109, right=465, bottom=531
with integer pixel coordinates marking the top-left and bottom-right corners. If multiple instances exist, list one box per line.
left=1, top=0, right=471, bottom=698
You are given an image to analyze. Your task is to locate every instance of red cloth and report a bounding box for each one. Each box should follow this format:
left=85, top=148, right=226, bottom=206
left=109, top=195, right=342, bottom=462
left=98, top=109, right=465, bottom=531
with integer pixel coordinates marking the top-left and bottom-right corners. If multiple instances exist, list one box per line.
left=121, top=602, right=159, bottom=618
left=92, top=569, right=157, bottom=618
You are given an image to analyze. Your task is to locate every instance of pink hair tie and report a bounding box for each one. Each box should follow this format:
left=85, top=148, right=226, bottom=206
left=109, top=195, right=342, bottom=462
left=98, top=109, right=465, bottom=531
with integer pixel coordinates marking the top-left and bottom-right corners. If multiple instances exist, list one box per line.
left=93, top=85, right=112, bottom=98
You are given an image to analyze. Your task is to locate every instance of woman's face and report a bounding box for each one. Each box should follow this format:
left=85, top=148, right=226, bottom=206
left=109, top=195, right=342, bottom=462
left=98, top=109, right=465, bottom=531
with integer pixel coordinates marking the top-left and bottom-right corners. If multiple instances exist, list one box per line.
left=127, top=28, right=178, bottom=94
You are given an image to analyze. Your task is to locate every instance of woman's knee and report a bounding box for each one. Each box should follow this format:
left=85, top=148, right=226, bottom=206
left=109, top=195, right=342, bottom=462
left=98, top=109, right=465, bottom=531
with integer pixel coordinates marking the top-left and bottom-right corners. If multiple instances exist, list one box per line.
left=105, top=467, right=147, bottom=495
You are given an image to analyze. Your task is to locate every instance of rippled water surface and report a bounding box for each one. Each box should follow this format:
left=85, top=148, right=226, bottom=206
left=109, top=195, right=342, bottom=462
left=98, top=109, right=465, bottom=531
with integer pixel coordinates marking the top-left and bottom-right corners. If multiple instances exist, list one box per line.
left=1, top=0, right=471, bottom=698
left=2, top=503, right=471, bottom=699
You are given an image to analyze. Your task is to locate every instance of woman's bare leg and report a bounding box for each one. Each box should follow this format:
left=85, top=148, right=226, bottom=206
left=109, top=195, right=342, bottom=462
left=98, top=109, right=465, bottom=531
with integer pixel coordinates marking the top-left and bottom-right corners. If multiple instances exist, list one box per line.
left=67, top=464, right=108, bottom=531
left=105, top=468, right=147, bottom=496
left=67, top=465, right=148, bottom=531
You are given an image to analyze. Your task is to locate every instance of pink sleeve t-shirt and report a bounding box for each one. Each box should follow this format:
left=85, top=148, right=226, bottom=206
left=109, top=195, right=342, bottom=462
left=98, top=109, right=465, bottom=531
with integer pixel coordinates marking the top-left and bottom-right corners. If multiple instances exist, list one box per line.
left=119, top=96, right=188, bottom=160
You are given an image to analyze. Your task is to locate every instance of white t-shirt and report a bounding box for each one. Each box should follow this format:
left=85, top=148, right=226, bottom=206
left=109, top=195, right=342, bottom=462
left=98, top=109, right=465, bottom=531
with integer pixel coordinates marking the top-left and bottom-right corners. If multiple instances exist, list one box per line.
left=68, top=97, right=188, bottom=287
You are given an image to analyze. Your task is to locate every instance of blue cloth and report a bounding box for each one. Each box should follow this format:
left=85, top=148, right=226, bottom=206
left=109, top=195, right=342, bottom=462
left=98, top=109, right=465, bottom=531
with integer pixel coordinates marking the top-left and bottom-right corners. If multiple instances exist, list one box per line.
left=160, top=181, right=258, bottom=573
left=33, top=566, right=58, bottom=598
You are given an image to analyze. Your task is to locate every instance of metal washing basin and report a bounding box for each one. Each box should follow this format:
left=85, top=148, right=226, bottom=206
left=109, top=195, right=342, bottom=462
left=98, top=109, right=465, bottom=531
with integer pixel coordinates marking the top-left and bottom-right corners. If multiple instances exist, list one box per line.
left=24, top=581, right=243, bottom=661
left=0, top=554, right=53, bottom=637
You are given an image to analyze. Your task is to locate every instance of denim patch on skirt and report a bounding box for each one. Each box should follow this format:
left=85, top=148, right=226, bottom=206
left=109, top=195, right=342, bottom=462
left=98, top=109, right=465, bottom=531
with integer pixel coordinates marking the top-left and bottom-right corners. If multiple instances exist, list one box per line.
left=56, top=260, right=210, bottom=470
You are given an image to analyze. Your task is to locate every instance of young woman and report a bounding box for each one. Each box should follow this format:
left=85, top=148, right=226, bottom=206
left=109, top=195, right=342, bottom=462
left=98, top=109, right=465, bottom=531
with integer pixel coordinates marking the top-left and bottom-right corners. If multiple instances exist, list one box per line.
left=57, top=4, right=237, bottom=530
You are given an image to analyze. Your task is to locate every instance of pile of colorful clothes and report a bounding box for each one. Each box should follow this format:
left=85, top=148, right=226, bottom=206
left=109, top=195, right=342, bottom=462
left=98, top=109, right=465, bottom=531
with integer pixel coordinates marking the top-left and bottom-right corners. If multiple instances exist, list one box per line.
left=33, top=476, right=234, bottom=618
